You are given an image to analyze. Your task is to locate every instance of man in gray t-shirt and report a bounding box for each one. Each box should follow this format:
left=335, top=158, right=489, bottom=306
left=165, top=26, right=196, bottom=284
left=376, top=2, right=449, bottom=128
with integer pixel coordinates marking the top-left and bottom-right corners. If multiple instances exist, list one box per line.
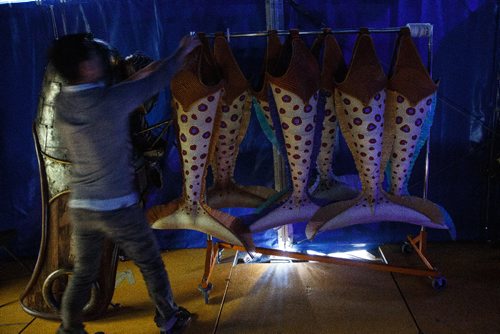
left=49, top=33, right=199, bottom=334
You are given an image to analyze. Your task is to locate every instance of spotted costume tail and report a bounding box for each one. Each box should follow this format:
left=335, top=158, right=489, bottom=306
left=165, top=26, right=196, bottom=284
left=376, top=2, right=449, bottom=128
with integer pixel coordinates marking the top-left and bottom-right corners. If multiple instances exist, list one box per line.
left=249, top=30, right=322, bottom=232
left=309, top=29, right=358, bottom=203
left=147, top=34, right=254, bottom=251
left=206, top=33, right=276, bottom=209
left=306, top=29, right=453, bottom=239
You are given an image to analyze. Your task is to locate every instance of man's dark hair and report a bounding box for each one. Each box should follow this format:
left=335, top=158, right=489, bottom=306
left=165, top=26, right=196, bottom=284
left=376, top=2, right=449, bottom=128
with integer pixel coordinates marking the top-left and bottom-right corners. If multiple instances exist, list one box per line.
left=48, top=33, right=114, bottom=83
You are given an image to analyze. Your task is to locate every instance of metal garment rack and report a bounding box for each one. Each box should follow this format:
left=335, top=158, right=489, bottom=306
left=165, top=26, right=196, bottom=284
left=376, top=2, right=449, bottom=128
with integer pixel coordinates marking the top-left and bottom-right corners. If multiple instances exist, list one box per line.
left=197, top=24, right=445, bottom=304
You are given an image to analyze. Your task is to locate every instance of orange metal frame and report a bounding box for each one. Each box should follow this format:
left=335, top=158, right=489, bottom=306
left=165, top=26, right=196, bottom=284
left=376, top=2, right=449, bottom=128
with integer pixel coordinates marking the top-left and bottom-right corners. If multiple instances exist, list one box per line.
left=197, top=24, right=441, bottom=298
left=199, top=229, right=441, bottom=293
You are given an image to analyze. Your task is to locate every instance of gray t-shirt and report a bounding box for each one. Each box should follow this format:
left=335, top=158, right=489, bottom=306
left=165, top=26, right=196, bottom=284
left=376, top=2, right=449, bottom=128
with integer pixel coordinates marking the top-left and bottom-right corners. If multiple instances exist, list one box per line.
left=55, top=59, right=172, bottom=207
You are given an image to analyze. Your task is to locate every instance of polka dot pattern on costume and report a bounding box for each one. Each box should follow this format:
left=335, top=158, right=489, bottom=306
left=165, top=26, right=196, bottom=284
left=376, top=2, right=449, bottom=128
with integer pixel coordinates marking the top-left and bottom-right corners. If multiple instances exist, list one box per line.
left=335, top=89, right=386, bottom=204
left=189, top=126, right=199, bottom=135
left=173, top=91, right=221, bottom=203
left=292, top=117, right=302, bottom=126
left=271, top=83, right=319, bottom=205
left=385, top=91, right=435, bottom=195
left=212, top=92, right=250, bottom=184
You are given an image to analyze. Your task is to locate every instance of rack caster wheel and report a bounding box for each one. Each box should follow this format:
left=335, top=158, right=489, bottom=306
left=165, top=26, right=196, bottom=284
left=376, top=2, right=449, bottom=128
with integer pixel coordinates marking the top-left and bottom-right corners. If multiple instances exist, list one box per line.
left=198, top=282, right=213, bottom=304
left=432, top=276, right=447, bottom=290
left=401, top=242, right=413, bottom=254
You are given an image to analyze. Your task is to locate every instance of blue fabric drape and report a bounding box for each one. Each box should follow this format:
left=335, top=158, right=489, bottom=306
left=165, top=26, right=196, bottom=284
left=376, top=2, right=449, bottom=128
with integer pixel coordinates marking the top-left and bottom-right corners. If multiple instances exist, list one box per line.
left=0, top=0, right=498, bottom=256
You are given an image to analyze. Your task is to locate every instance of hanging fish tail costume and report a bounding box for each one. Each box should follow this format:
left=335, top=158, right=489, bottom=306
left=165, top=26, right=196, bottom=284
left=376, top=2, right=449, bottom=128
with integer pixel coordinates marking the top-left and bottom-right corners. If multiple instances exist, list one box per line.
left=147, top=35, right=254, bottom=251
left=382, top=28, right=456, bottom=236
left=309, top=29, right=359, bottom=203
left=252, top=30, right=283, bottom=145
left=306, top=29, right=454, bottom=239
left=206, top=33, right=276, bottom=209
left=250, top=30, right=322, bottom=232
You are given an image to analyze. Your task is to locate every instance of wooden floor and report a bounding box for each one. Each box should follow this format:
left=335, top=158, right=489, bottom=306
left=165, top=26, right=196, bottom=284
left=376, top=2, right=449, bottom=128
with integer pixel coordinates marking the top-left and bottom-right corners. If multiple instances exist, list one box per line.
left=1, top=241, right=499, bottom=334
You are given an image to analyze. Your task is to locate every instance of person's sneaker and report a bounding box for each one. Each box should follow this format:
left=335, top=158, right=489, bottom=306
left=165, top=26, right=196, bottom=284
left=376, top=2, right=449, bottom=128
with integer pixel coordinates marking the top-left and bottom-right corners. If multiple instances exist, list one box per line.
left=56, top=325, right=89, bottom=334
left=160, top=307, right=192, bottom=334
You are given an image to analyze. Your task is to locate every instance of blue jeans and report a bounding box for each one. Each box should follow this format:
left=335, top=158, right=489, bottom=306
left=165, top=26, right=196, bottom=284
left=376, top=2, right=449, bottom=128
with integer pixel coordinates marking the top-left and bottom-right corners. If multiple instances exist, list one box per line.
left=59, top=204, right=177, bottom=333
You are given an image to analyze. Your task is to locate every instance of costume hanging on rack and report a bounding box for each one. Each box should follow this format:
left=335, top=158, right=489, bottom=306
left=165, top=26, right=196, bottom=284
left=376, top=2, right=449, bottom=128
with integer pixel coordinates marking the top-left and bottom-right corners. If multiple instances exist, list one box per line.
left=251, top=30, right=283, bottom=148
left=206, top=33, right=276, bottom=208
left=249, top=30, right=321, bottom=232
left=196, top=26, right=451, bottom=303
left=306, top=29, right=454, bottom=239
left=147, top=34, right=254, bottom=251
left=381, top=27, right=455, bottom=234
left=308, top=29, right=358, bottom=203
left=383, top=27, right=435, bottom=194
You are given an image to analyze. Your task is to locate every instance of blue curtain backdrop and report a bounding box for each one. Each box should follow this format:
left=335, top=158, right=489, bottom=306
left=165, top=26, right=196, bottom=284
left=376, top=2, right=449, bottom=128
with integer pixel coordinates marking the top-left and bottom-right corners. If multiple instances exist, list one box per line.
left=0, top=0, right=498, bottom=256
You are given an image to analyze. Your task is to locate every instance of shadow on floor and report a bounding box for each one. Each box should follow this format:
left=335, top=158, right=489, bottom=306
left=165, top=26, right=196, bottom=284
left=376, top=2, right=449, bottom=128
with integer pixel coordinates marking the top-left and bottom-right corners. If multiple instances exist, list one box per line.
left=1, top=242, right=499, bottom=334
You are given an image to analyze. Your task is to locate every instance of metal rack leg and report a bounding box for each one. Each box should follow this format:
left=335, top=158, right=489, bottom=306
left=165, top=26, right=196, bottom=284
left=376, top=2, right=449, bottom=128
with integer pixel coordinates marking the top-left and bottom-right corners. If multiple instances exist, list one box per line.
left=403, top=229, right=447, bottom=289
left=198, top=237, right=219, bottom=303
left=199, top=239, right=447, bottom=302
left=406, top=229, right=432, bottom=270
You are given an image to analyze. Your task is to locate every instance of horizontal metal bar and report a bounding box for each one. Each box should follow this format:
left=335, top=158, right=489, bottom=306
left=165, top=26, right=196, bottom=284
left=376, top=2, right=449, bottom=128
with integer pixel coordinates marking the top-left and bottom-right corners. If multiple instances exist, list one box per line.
left=217, top=242, right=441, bottom=278
left=192, top=24, right=432, bottom=39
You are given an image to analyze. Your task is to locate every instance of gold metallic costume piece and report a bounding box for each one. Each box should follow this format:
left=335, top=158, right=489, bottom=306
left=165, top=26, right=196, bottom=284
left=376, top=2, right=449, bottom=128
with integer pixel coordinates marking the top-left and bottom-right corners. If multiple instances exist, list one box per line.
left=21, top=64, right=118, bottom=320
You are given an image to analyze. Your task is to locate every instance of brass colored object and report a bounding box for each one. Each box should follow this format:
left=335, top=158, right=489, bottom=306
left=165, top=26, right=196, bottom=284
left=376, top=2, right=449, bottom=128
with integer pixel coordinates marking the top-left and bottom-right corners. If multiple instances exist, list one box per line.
left=22, top=50, right=168, bottom=320
left=42, top=268, right=100, bottom=313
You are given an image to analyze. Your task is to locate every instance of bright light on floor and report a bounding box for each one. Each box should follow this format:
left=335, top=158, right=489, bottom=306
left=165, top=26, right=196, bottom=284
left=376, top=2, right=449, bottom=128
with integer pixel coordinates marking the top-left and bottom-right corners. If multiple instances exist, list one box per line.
left=306, top=249, right=378, bottom=261
left=0, top=0, right=36, bottom=4
left=276, top=243, right=296, bottom=252
left=328, top=249, right=378, bottom=261
left=306, top=249, right=327, bottom=256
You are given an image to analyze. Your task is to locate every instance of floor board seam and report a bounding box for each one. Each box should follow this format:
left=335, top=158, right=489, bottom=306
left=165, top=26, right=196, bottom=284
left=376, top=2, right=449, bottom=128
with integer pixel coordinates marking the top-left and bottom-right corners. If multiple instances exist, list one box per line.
left=390, top=272, right=425, bottom=334
left=17, top=317, right=36, bottom=333
left=0, top=299, right=18, bottom=308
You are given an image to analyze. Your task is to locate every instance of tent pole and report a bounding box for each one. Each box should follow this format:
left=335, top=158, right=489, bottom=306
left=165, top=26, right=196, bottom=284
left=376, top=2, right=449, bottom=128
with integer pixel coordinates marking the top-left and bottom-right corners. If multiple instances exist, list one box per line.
left=266, top=0, right=293, bottom=250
